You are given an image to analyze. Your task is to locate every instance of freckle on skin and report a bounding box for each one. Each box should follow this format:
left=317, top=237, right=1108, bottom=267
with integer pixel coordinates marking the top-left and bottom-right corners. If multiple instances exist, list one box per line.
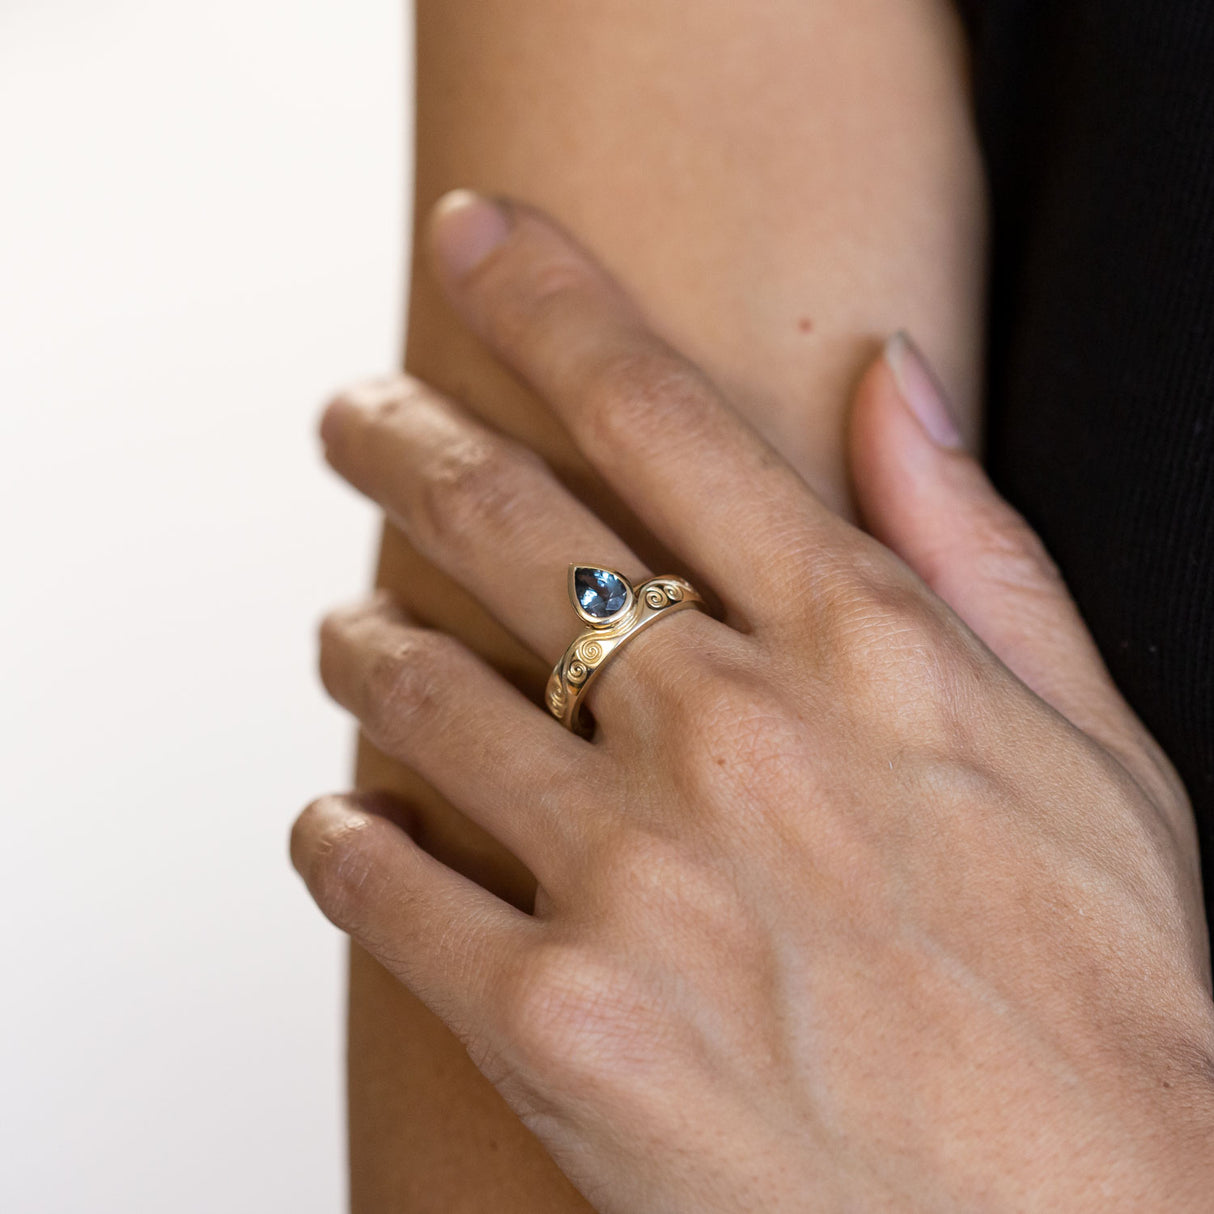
left=797, top=317, right=814, bottom=335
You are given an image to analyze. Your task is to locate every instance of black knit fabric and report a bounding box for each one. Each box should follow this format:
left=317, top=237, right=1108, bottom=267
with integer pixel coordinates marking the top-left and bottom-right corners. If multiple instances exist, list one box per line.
left=956, top=2, right=1214, bottom=924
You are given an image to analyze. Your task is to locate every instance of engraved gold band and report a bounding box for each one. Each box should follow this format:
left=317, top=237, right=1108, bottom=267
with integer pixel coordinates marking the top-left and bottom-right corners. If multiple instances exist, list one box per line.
left=545, top=565, right=705, bottom=737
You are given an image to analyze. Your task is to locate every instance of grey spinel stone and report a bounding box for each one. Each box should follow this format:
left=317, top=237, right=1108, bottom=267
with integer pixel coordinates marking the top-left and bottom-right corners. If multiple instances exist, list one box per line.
left=575, top=567, right=628, bottom=619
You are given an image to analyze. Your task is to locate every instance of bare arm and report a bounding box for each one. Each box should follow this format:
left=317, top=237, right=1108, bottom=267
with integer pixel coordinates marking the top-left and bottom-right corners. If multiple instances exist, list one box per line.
left=348, top=2, right=986, bottom=1208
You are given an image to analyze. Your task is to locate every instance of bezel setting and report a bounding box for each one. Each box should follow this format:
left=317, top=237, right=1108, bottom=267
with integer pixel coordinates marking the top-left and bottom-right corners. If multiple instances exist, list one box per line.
left=568, top=565, right=636, bottom=628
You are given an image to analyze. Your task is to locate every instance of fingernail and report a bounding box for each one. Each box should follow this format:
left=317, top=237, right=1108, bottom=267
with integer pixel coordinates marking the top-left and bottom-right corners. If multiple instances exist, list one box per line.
left=884, top=331, right=963, bottom=449
left=429, top=189, right=512, bottom=279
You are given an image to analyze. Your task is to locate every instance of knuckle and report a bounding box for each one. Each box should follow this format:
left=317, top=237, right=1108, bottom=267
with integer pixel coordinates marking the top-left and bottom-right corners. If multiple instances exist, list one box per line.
left=589, top=827, right=681, bottom=903
left=321, top=375, right=423, bottom=447
left=526, top=256, right=600, bottom=316
left=494, top=254, right=599, bottom=350
left=498, top=944, right=590, bottom=1068
left=361, top=631, right=452, bottom=746
left=834, top=571, right=943, bottom=654
left=315, top=595, right=402, bottom=705
left=581, top=347, right=718, bottom=457
left=499, top=942, right=660, bottom=1086
left=329, top=374, right=413, bottom=418
left=969, top=508, right=1064, bottom=596
left=498, top=944, right=576, bottom=1043
left=413, top=434, right=539, bottom=552
left=825, top=573, right=974, bottom=737
left=761, top=535, right=879, bottom=634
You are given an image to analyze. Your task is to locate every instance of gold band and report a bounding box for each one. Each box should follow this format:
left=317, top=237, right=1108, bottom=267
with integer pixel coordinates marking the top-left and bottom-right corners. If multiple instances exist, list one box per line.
left=545, top=565, right=705, bottom=736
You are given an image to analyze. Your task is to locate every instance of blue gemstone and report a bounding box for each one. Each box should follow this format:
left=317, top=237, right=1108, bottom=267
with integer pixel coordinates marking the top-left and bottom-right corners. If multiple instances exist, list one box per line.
left=575, top=567, right=628, bottom=619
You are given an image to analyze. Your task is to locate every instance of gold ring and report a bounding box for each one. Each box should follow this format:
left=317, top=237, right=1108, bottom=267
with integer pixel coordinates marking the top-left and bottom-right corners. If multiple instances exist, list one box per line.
left=545, top=565, right=705, bottom=736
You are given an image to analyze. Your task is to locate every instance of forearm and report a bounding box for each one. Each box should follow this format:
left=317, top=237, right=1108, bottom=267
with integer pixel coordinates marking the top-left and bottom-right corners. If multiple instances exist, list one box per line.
left=349, top=1, right=987, bottom=1209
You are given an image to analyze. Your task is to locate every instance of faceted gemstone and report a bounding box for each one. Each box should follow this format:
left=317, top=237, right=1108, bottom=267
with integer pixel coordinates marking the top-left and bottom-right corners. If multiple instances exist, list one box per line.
left=574, top=567, right=628, bottom=619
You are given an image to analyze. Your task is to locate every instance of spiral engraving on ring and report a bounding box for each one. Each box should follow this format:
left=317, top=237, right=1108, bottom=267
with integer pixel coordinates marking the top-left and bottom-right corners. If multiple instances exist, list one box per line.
left=641, top=580, right=686, bottom=609
left=549, top=568, right=705, bottom=735
left=575, top=637, right=605, bottom=664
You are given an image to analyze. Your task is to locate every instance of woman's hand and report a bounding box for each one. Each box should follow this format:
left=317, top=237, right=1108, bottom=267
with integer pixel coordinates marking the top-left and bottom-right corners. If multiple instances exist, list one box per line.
left=294, top=192, right=1214, bottom=1212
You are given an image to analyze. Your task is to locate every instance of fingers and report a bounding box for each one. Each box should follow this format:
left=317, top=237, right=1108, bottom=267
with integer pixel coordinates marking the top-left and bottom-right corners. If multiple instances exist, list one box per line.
left=320, top=374, right=750, bottom=737
left=321, top=375, right=644, bottom=666
left=320, top=593, right=611, bottom=883
left=424, top=190, right=856, bottom=621
left=291, top=791, right=537, bottom=1038
left=848, top=333, right=1179, bottom=795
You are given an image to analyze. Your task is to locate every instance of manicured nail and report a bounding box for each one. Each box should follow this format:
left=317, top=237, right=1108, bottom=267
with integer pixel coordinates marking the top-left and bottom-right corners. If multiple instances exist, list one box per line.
left=429, top=189, right=512, bottom=279
left=884, top=331, right=963, bottom=449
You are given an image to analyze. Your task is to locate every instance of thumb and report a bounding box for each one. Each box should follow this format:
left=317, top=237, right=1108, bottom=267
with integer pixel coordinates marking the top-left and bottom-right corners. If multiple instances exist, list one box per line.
left=848, top=333, right=1162, bottom=778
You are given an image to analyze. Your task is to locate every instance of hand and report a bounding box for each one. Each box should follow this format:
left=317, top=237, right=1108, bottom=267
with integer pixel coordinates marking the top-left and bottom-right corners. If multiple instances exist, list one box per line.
left=294, top=192, right=1214, bottom=1212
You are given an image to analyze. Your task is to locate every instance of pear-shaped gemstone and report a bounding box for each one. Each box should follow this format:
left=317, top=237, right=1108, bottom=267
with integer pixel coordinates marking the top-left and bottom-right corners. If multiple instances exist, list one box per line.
left=574, top=567, right=629, bottom=619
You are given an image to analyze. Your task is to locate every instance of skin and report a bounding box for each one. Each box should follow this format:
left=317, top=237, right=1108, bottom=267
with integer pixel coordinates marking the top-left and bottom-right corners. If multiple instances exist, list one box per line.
left=295, top=196, right=1213, bottom=1211
left=346, top=3, right=986, bottom=1206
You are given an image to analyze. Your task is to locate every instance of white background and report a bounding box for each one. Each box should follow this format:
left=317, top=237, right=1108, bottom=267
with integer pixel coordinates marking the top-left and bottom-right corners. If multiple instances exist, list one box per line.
left=0, top=3, right=409, bottom=1210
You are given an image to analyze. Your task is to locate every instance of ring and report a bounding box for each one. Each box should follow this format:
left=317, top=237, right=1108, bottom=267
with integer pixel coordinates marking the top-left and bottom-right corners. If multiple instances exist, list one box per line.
left=546, top=565, right=705, bottom=736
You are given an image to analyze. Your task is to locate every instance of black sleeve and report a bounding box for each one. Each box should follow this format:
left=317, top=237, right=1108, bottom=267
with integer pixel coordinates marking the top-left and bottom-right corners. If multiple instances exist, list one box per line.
left=958, top=1, right=1214, bottom=922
